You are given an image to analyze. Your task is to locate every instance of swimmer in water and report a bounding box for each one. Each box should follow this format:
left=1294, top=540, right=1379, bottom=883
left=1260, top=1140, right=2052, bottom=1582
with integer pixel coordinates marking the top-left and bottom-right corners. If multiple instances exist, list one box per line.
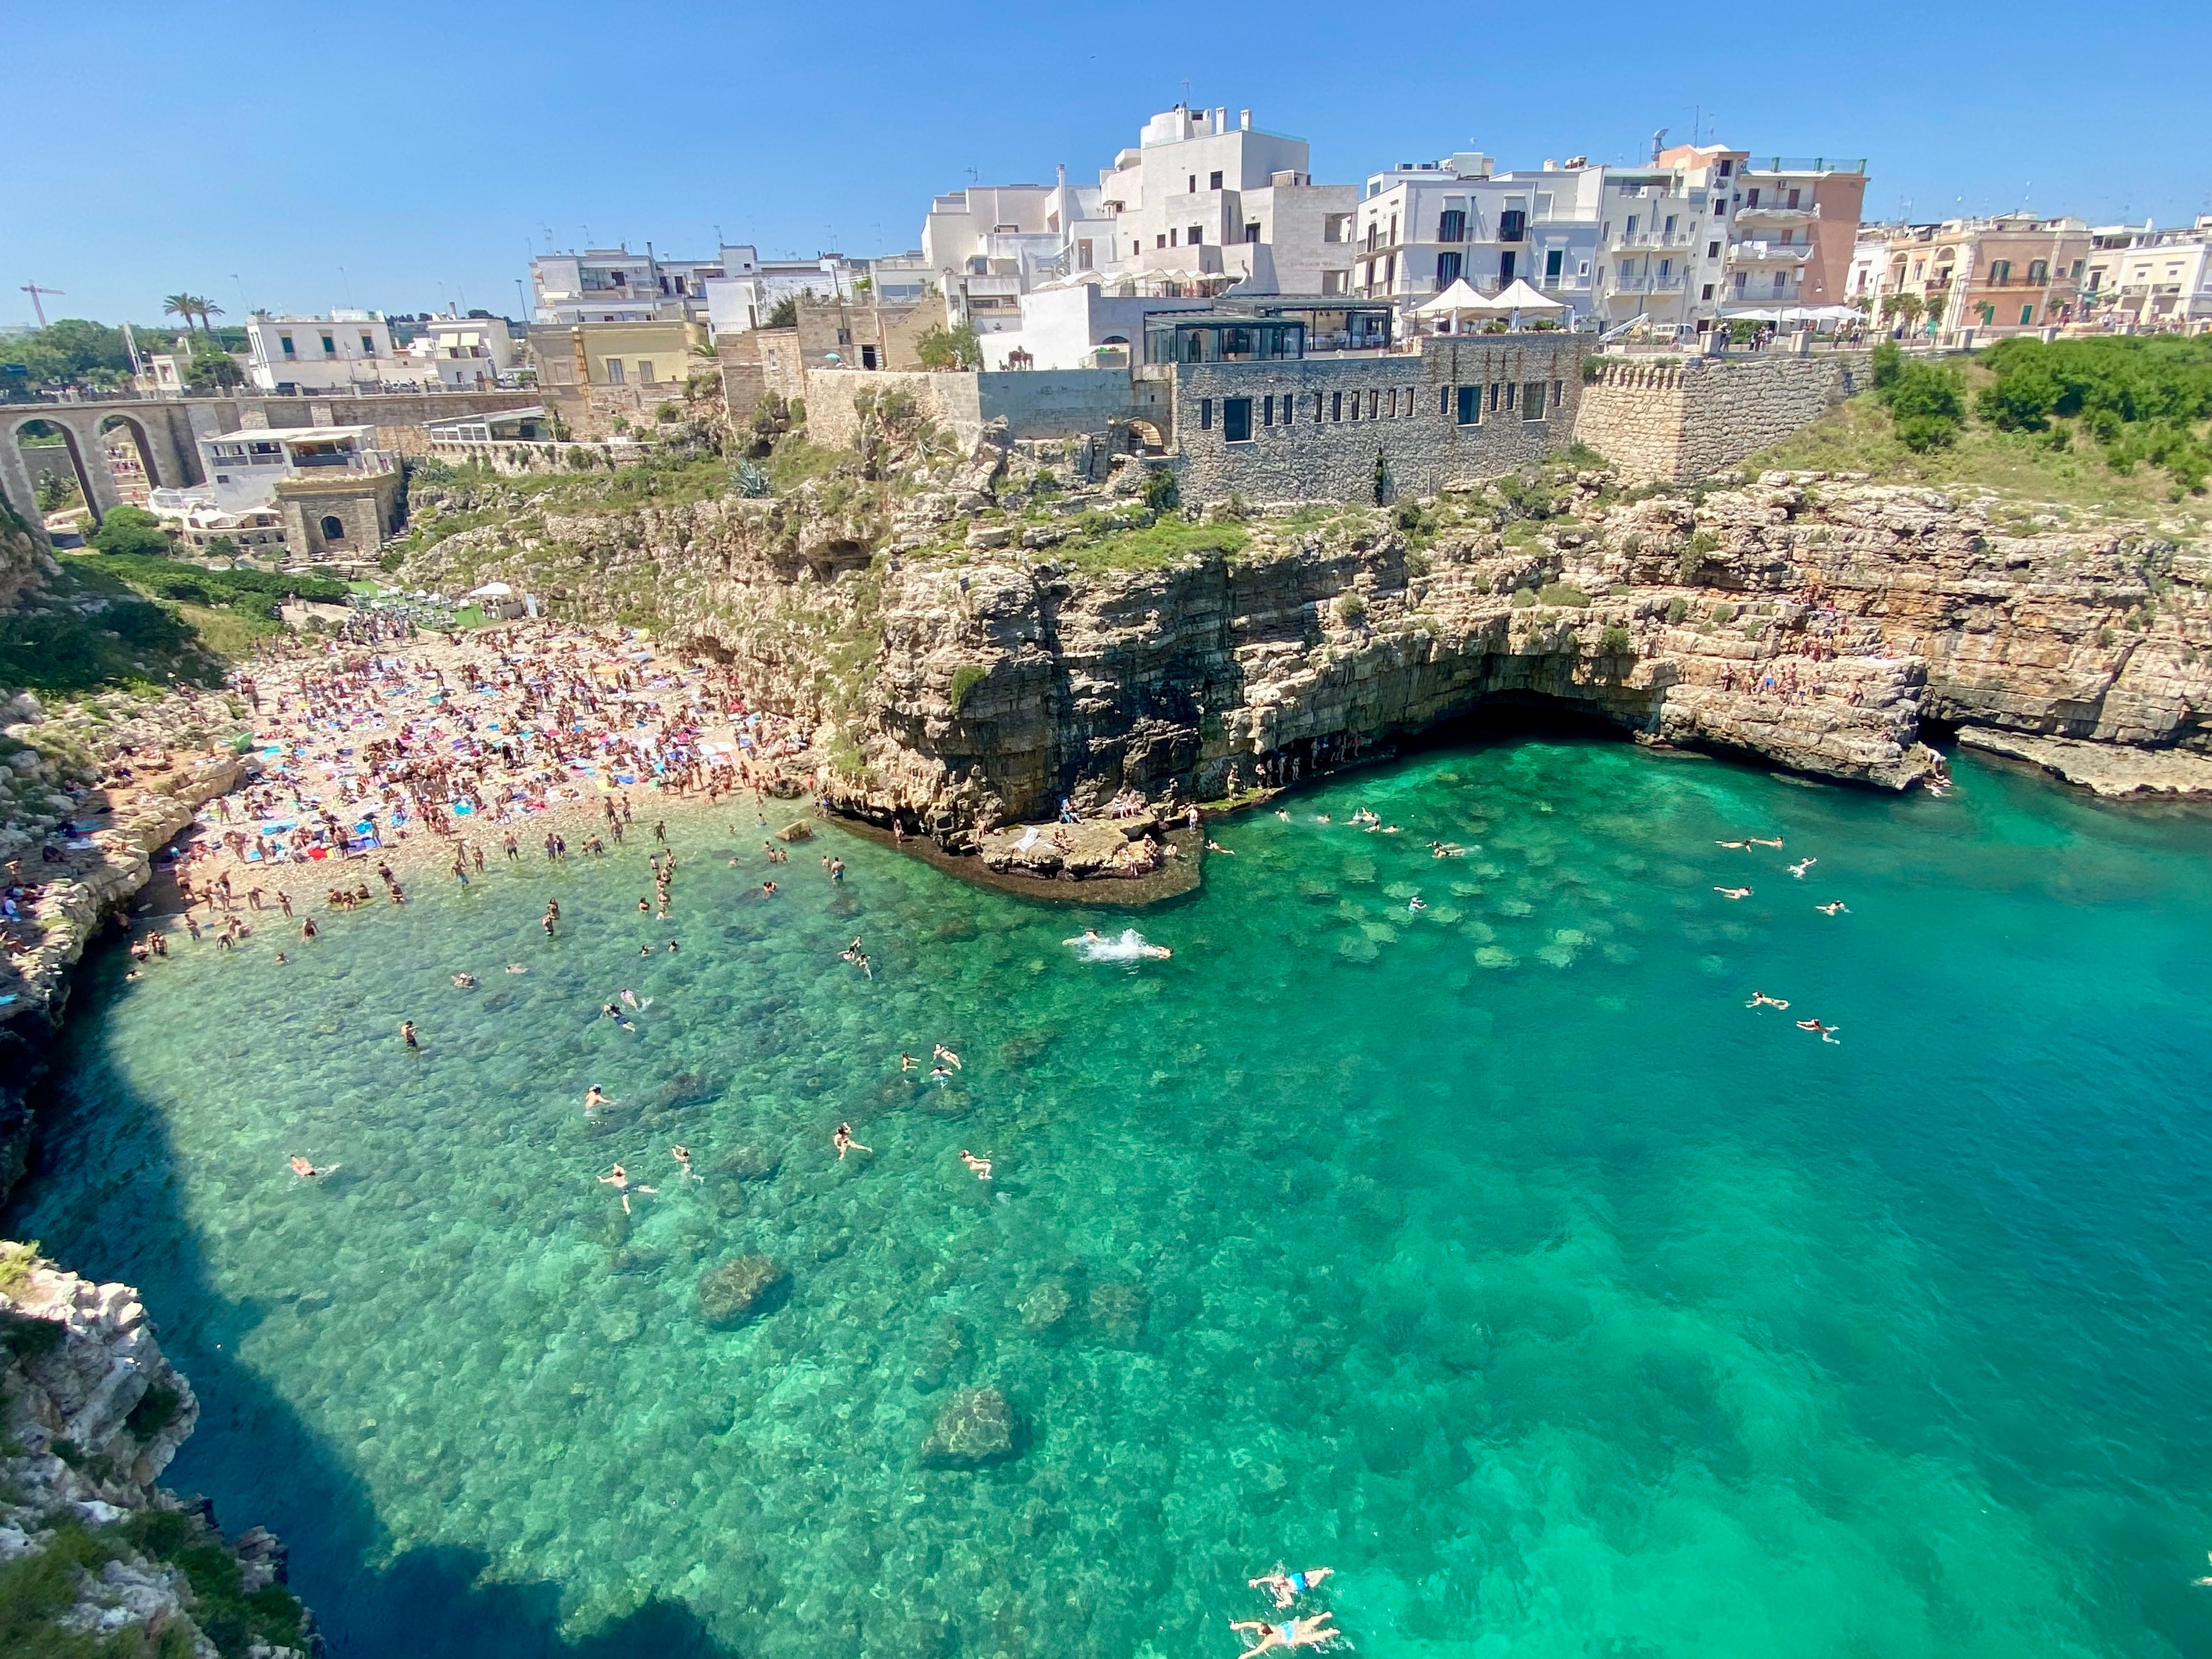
left=288, top=1156, right=334, bottom=1180
left=959, top=1150, right=993, bottom=1180
left=1787, top=857, right=1816, bottom=878
left=1796, top=1018, right=1842, bottom=1043
left=833, top=1122, right=872, bottom=1158
left=620, top=988, right=650, bottom=1009
left=1750, top=836, right=1785, bottom=849
left=900, top=1053, right=919, bottom=1073
left=1746, top=991, right=1790, bottom=1009
left=597, top=1163, right=657, bottom=1214
left=1816, top=901, right=1849, bottom=916
left=1206, top=839, right=1233, bottom=854
left=1407, top=896, right=1426, bottom=912
left=506, top=963, right=529, bottom=974
left=672, top=1145, right=700, bottom=1182
left=452, top=972, right=477, bottom=988
left=1249, top=1566, right=1336, bottom=1609
left=584, top=1086, right=614, bottom=1111
left=933, top=1044, right=963, bottom=1070
left=1228, top=1611, right=1342, bottom=1657
left=1716, top=839, right=1748, bottom=849
left=761, top=880, right=777, bottom=896
left=399, top=1020, right=419, bottom=1050
left=1276, top=810, right=1291, bottom=821
left=1714, top=886, right=1752, bottom=900
left=1316, top=814, right=1330, bottom=824
left=271, top=953, right=286, bottom=966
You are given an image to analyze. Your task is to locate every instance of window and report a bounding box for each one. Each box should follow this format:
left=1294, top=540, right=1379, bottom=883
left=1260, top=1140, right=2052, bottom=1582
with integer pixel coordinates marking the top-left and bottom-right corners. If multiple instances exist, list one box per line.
left=638, top=360, right=656, bottom=382
left=1436, top=251, right=1463, bottom=287
left=1503, top=382, right=1516, bottom=411
left=1077, top=239, right=1093, bottom=270
left=2070, top=259, right=2085, bottom=279
left=1199, top=398, right=1213, bottom=431
left=1708, top=240, right=1720, bottom=259
left=1282, top=393, right=1294, bottom=426
left=2021, top=304, right=2035, bottom=325
left=319, top=514, right=347, bottom=541
left=1786, top=188, right=1802, bottom=209
left=1156, top=234, right=1166, bottom=249
left=861, top=346, right=878, bottom=369
left=279, top=334, right=296, bottom=357
left=1188, top=175, right=1196, bottom=194
left=1499, top=208, right=1526, bottom=241
left=1771, top=273, right=1787, bottom=296
left=1456, top=384, right=1479, bottom=425
left=1978, top=302, right=1995, bottom=325
left=1990, top=259, right=2012, bottom=285
left=1188, top=225, right=1203, bottom=245
left=605, top=359, right=625, bottom=384
left=1713, top=199, right=1726, bottom=217
left=1554, top=378, right=1563, bottom=411
left=836, top=328, right=852, bottom=344
left=360, top=334, right=376, bottom=355
left=1626, top=215, right=1639, bottom=238
left=1664, top=215, right=1677, bottom=236
left=1745, top=188, right=1760, bottom=209
left=1262, top=395, right=1274, bottom=427
left=1222, top=397, right=1252, bottom=442
left=2027, top=260, right=2048, bottom=284
left=1384, top=253, right=1396, bottom=287
left=1718, top=159, right=1733, bottom=177
left=1734, top=271, right=1748, bottom=295
left=1169, top=228, right=1179, bottom=247
left=320, top=334, right=336, bottom=355
left=1245, top=223, right=1261, bottom=244
left=1488, top=382, right=1499, bottom=412
left=1546, top=248, right=1563, bottom=281
left=1210, top=170, right=1223, bottom=190
left=1438, top=209, right=1466, bottom=243
left=1440, top=385, right=1451, bottom=416
left=1498, top=251, right=1516, bottom=285
left=1659, top=260, right=1671, bottom=279
left=1701, top=283, right=1715, bottom=301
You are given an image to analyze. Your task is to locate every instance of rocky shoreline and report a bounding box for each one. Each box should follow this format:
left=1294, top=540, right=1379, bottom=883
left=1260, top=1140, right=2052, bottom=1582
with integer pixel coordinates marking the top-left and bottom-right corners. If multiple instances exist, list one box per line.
left=0, top=1244, right=315, bottom=1656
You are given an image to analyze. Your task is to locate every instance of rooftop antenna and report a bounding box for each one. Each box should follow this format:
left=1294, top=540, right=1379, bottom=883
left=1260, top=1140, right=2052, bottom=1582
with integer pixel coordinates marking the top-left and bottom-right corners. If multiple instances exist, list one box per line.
left=19, top=282, right=63, bottom=327
left=1650, top=127, right=1668, bottom=162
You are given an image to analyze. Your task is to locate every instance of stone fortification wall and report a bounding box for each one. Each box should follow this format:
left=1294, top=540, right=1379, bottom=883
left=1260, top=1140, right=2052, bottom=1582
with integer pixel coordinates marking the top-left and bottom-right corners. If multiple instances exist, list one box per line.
left=1574, top=351, right=1871, bottom=483
left=1171, top=333, right=1588, bottom=505
left=804, top=369, right=1130, bottom=451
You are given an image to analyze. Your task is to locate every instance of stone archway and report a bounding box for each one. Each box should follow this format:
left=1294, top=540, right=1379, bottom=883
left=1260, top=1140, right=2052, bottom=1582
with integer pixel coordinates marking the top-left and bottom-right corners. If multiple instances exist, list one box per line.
left=6, top=416, right=102, bottom=530
left=96, top=412, right=168, bottom=501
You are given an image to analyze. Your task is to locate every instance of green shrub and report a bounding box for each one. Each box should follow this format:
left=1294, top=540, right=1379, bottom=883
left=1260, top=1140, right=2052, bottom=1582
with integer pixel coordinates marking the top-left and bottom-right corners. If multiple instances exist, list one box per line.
left=948, top=664, right=988, bottom=714
left=1665, top=596, right=1689, bottom=623
left=1510, top=588, right=1538, bottom=609
left=1710, top=601, right=1737, bottom=624
left=89, top=505, right=172, bottom=558
left=1536, top=581, right=1590, bottom=607
left=1334, top=592, right=1367, bottom=627
left=1600, top=624, right=1635, bottom=655
left=1870, top=342, right=1964, bottom=452
left=125, top=1381, right=184, bottom=1440
left=1141, top=468, right=1180, bottom=512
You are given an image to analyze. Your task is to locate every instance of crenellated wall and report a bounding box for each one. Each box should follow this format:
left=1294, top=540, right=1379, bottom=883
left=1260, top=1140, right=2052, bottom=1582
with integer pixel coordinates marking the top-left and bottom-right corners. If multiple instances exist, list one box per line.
left=1573, top=351, right=1872, bottom=482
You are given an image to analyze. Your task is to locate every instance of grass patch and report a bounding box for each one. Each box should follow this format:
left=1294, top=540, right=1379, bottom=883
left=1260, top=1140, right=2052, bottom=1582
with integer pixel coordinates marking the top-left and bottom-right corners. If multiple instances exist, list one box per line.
left=948, top=664, right=987, bottom=715
left=1749, top=389, right=2212, bottom=535
left=1052, top=516, right=1249, bottom=573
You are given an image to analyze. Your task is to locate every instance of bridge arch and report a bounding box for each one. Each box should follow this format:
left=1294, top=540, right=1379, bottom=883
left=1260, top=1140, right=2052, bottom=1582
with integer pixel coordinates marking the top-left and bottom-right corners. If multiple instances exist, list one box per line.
left=96, top=411, right=169, bottom=497
left=5, top=415, right=103, bottom=531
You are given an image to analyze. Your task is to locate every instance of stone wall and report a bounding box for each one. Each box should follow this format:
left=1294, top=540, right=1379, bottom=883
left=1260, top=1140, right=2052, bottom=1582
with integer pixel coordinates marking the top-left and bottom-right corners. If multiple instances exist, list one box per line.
left=1171, top=333, right=1589, bottom=505
left=1574, top=351, right=1872, bottom=483
left=803, top=368, right=1131, bottom=451
left=275, top=471, right=400, bottom=558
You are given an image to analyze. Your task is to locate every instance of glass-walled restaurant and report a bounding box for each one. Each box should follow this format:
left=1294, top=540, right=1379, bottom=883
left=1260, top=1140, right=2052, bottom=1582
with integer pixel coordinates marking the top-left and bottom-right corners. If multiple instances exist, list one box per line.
left=1143, top=302, right=1395, bottom=365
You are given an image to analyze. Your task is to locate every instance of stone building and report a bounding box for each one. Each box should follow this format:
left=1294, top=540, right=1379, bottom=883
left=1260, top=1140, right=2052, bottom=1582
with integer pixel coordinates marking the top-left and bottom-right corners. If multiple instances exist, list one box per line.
left=1163, top=331, right=1588, bottom=503
left=528, top=319, right=709, bottom=434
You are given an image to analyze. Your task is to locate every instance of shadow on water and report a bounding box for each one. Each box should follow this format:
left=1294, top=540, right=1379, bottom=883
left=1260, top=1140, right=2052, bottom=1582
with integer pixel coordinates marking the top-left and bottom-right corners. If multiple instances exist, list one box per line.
left=5, top=937, right=743, bottom=1659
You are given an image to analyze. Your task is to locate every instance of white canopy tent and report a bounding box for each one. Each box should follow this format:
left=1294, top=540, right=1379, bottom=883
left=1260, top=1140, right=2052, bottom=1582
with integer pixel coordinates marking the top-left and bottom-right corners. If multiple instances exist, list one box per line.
left=1415, top=277, right=1567, bottom=332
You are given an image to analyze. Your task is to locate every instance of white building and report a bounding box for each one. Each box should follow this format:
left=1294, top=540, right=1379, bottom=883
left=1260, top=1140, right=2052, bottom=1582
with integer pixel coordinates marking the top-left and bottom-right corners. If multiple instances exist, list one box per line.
left=193, top=425, right=392, bottom=517
left=919, top=105, right=1359, bottom=308
left=700, top=251, right=877, bottom=339
left=409, top=315, right=518, bottom=390
left=245, top=312, right=401, bottom=393
left=1351, top=154, right=1604, bottom=320
left=2086, top=216, right=2212, bottom=325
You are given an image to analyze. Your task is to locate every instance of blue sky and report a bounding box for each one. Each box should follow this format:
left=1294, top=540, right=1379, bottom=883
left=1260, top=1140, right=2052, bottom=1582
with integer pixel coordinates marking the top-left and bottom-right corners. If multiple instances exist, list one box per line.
left=7, top=0, right=2208, bottom=328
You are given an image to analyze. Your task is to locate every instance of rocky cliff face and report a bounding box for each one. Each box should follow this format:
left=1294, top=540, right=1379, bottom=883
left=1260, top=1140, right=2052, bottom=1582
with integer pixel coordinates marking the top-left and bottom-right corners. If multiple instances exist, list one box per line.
left=393, top=440, right=2210, bottom=827
left=1, top=1245, right=312, bottom=1656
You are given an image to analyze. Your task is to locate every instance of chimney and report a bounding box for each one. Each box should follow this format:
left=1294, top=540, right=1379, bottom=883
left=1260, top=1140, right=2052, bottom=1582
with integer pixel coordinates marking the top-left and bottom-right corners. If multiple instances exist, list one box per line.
left=1240, top=109, right=1251, bottom=130
left=1214, top=107, right=1227, bottom=132
left=1056, top=162, right=1066, bottom=185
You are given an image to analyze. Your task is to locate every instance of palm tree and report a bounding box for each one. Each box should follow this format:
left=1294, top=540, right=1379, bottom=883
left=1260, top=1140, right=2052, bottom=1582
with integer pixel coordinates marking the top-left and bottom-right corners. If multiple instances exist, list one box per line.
left=163, top=293, right=202, bottom=338
left=195, top=298, right=225, bottom=337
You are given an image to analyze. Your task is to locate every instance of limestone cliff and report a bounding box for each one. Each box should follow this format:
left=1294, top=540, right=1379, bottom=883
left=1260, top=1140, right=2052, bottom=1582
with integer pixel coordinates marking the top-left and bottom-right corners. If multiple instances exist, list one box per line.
left=0, top=1244, right=313, bottom=1656
left=392, top=438, right=2210, bottom=828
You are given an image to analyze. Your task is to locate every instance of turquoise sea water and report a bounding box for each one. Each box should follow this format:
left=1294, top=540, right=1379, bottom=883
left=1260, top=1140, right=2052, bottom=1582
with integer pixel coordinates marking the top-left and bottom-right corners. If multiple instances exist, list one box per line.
left=10, top=736, right=2212, bottom=1659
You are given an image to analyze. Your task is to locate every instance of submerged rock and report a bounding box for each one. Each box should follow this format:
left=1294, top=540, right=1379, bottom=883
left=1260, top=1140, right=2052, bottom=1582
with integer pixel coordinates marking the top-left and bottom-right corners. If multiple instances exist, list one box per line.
left=920, top=1386, right=1020, bottom=1468
left=697, top=1255, right=789, bottom=1325
left=1020, top=1278, right=1072, bottom=1336
left=773, top=819, right=815, bottom=843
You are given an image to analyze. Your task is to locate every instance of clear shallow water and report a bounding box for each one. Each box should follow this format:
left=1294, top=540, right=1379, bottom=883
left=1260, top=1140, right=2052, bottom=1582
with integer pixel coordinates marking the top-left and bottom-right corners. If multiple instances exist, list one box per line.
left=12, top=738, right=2212, bottom=1659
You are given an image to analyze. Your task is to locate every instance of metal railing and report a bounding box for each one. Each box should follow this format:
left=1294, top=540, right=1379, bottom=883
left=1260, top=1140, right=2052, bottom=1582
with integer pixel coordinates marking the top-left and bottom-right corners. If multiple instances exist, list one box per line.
left=1742, top=157, right=1866, bottom=174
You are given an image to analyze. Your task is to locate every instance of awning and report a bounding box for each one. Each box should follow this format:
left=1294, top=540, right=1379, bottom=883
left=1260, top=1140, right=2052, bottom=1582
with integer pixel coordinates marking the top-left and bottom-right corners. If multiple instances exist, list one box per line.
left=1412, top=278, right=1493, bottom=316
left=1490, top=278, right=1567, bottom=313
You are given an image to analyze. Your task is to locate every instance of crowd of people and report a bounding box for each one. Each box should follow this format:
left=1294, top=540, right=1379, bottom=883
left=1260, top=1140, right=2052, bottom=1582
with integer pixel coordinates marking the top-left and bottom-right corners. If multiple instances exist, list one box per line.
left=166, top=622, right=817, bottom=906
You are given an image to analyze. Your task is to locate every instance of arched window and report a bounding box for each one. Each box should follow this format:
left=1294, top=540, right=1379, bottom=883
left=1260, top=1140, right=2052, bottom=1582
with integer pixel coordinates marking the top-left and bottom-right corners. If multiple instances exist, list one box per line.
left=320, top=514, right=347, bottom=541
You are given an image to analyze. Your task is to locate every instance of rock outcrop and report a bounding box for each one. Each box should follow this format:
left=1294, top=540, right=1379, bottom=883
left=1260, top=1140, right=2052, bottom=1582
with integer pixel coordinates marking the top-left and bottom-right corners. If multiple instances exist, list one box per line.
left=391, top=443, right=2211, bottom=834
left=0, top=1244, right=313, bottom=1656
left=919, top=1386, right=1020, bottom=1468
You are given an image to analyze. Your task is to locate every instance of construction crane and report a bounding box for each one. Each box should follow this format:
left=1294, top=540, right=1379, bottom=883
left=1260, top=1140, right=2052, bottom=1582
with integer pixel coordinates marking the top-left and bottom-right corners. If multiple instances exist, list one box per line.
left=20, top=282, right=64, bottom=327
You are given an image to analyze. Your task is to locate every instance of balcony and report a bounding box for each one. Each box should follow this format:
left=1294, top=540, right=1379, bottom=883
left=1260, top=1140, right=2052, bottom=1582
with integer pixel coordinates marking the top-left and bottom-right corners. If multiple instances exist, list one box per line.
left=1734, top=203, right=1819, bottom=228
left=285, top=448, right=397, bottom=476
left=1732, top=241, right=1815, bottom=265
left=1608, top=230, right=1695, bottom=252
left=1741, top=157, right=1866, bottom=176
